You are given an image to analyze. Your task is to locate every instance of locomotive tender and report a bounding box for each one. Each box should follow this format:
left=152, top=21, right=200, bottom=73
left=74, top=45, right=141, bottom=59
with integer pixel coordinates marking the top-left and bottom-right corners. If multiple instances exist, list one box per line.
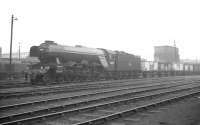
left=29, top=41, right=141, bottom=82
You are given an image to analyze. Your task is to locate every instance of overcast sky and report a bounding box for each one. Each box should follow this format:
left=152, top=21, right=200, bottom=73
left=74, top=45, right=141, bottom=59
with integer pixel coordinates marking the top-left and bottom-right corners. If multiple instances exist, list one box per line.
left=0, top=0, right=200, bottom=60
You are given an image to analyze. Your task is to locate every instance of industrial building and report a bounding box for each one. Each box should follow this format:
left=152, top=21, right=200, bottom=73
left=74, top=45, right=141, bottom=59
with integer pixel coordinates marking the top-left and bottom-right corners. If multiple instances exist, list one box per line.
left=154, top=45, right=180, bottom=63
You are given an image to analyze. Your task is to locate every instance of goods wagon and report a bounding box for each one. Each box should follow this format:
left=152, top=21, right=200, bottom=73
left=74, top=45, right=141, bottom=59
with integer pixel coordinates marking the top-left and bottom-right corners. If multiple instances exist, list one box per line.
left=172, top=63, right=181, bottom=71
left=193, top=63, right=200, bottom=73
left=156, top=62, right=173, bottom=71
left=141, top=61, right=174, bottom=77
left=141, top=61, right=199, bottom=77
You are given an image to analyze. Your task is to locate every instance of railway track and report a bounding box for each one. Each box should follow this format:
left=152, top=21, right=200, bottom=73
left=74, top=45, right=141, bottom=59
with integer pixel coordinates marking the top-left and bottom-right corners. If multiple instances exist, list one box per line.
left=0, top=76, right=196, bottom=107
left=0, top=76, right=160, bottom=89
left=0, top=80, right=29, bottom=88
left=0, top=76, right=189, bottom=99
left=0, top=77, right=200, bottom=125
left=1, top=75, right=199, bottom=91
left=77, top=89, right=200, bottom=125
left=0, top=78, right=197, bottom=109
left=0, top=79, right=194, bottom=110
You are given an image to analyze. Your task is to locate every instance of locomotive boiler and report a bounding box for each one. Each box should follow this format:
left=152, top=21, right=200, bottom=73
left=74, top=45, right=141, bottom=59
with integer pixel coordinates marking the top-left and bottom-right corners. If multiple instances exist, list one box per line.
left=29, top=41, right=141, bottom=83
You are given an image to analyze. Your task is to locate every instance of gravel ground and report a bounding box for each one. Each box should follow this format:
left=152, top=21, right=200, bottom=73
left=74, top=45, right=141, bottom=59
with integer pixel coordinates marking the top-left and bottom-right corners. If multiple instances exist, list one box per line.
left=111, top=95, right=200, bottom=125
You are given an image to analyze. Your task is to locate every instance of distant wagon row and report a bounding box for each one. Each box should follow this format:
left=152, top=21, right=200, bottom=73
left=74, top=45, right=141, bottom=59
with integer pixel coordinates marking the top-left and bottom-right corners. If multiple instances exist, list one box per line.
left=141, top=61, right=200, bottom=76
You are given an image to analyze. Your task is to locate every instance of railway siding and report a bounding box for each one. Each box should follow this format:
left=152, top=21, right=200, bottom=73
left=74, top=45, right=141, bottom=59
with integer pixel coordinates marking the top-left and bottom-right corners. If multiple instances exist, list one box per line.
left=0, top=76, right=187, bottom=99
left=0, top=76, right=200, bottom=125
left=0, top=79, right=189, bottom=107
left=1, top=84, right=200, bottom=124
left=1, top=81, right=197, bottom=117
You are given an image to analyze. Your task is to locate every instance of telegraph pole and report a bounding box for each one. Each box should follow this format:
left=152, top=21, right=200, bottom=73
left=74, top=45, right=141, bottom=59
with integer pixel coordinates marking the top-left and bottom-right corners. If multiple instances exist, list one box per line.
left=9, top=14, right=17, bottom=79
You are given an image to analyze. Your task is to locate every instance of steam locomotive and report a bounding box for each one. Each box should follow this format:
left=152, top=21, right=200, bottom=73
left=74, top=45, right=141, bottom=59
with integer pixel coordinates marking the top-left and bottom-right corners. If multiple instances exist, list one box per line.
left=29, top=41, right=141, bottom=82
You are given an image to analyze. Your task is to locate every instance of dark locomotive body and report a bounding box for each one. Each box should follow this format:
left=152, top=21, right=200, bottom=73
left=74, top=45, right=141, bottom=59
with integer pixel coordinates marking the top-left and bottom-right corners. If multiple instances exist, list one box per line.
left=29, top=41, right=141, bottom=82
